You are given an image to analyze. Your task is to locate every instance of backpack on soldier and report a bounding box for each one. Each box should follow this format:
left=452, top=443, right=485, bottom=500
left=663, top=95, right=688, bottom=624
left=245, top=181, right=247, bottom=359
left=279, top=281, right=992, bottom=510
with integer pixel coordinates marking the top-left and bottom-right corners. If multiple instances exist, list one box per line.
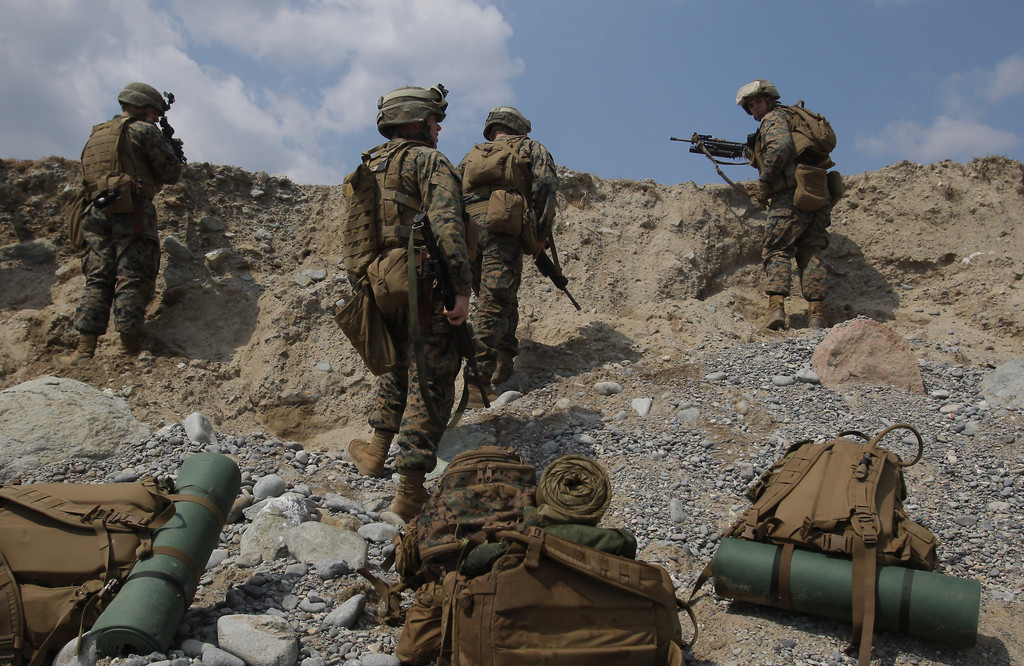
left=438, top=523, right=696, bottom=666
left=781, top=101, right=837, bottom=162
left=692, top=424, right=936, bottom=666
left=0, top=479, right=175, bottom=666
left=461, top=136, right=533, bottom=236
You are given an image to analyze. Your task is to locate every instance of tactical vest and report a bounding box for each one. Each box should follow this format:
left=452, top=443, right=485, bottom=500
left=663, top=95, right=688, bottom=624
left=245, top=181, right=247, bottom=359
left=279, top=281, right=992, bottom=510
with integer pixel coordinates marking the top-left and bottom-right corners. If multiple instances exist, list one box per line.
left=80, top=116, right=159, bottom=203
left=461, top=135, right=532, bottom=221
left=341, top=139, right=423, bottom=284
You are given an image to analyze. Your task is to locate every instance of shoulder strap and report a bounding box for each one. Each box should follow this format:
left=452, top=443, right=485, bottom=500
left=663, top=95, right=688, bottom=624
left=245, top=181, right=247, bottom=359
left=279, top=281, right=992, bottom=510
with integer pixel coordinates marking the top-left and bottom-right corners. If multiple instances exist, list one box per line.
left=0, top=552, right=25, bottom=666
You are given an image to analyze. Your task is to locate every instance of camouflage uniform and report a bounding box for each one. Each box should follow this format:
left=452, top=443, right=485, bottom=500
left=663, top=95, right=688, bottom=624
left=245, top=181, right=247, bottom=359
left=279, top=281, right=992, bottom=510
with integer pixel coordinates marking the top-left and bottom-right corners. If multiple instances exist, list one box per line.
left=75, top=116, right=181, bottom=336
left=366, top=140, right=471, bottom=473
left=752, top=107, right=831, bottom=301
left=462, top=136, right=558, bottom=382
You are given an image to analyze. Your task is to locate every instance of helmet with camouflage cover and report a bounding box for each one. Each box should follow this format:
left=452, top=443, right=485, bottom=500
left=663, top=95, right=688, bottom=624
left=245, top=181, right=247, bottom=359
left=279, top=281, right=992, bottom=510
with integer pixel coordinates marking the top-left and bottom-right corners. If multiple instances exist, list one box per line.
left=376, top=84, right=448, bottom=137
left=117, top=82, right=170, bottom=115
left=483, top=106, right=531, bottom=140
left=736, top=79, right=780, bottom=115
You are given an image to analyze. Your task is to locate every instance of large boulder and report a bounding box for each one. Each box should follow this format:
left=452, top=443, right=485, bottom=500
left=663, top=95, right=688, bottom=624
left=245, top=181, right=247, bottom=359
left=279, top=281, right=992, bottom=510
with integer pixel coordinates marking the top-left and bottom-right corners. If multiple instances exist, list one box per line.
left=810, top=318, right=925, bottom=394
left=0, top=376, right=151, bottom=481
left=979, top=356, right=1024, bottom=410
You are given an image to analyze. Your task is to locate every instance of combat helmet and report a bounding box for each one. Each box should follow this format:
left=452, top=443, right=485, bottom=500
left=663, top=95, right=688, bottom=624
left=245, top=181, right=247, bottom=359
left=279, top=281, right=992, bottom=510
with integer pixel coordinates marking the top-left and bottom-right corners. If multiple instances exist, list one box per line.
left=117, top=82, right=170, bottom=114
left=376, top=84, right=448, bottom=137
left=483, top=106, right=531, bottom=140
left=736, top=79, right=780, bottom=115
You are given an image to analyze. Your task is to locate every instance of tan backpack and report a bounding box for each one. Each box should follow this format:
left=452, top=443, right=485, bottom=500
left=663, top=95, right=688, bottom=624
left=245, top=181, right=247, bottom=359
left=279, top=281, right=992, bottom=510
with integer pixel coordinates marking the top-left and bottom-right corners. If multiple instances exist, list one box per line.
left=461, top=136, right=533, bottom=236
left=693, top=424, right=936, bottom=666
left=781, top=101, right=837, bottom=163
left=439, top=524, right=696, bottom=666
left=0, top=479, right=175, bottom=666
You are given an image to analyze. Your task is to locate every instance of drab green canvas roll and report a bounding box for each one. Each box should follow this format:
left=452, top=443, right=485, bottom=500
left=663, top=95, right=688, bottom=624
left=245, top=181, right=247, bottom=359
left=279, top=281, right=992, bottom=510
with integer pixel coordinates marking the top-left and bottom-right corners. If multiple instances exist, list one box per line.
left=90, top=452, right=241, bottom=657
left=711, top=538, right=980, bottom=647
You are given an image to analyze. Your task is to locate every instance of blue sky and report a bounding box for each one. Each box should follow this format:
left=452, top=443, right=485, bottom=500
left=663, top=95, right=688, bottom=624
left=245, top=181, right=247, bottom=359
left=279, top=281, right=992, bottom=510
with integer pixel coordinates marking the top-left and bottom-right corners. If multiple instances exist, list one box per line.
left=2, top=0, right=1022, bottom=187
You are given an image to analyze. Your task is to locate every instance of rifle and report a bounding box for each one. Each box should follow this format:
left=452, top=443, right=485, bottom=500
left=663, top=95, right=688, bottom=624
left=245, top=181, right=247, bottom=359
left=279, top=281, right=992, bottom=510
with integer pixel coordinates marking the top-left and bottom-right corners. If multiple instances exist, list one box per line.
left=160, top=92, right=187, bottom=164
left=671, top=132, right=755, bottom=197
left=535, top=251, right=580, bottom=311
left=670, top=133, right=752, bottom=162
left=412, top=212, right=491, bottom=408
left=531, top=196, right=581, bottom=311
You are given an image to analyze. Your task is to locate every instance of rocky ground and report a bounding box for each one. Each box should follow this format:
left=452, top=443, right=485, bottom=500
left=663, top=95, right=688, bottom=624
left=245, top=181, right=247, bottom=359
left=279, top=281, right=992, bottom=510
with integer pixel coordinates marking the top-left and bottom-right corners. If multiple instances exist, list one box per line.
left=1, top=154, right=1023, bottom=665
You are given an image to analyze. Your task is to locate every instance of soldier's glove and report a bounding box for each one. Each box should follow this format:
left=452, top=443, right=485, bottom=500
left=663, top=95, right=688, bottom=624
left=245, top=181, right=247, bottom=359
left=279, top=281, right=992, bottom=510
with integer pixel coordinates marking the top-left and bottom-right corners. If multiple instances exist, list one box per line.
left=746, top=180, right=770, bottom=210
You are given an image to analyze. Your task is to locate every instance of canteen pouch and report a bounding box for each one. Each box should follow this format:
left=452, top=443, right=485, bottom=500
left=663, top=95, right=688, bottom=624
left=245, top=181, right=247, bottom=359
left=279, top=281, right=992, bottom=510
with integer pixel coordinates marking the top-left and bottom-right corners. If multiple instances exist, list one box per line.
left=827, top=170, right=845, bottom=205
left=334, top=284, right=401, bottom=376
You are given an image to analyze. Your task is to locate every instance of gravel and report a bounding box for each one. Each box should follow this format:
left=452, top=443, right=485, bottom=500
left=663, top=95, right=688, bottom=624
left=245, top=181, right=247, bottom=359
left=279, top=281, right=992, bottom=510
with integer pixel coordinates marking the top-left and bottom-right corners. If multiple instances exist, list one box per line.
left=31, top=331, right=1024, bottom=666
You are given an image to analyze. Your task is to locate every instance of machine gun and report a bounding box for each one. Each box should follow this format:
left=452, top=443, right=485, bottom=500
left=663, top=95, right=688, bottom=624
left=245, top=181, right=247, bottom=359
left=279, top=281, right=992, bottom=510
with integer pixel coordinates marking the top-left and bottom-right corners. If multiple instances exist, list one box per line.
left=413, top=212, right=491, bottom=408
left=160, top=92, right=187, bottom=164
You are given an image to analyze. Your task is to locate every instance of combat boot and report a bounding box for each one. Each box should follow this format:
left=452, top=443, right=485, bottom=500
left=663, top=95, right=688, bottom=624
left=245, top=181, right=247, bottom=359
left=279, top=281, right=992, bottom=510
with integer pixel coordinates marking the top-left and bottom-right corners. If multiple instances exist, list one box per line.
left=762, top=295, right=786, bottom=331
left=59, top=334, right=98, bottom=366
left=466, top=383, right=499, bottom=409
left=347, top=430, right=394, bottom=478
left=388, top=469, right=430, bottom=522
left=119, top=332, right=143, bottom=356
left=491, top=350, right=515, bottom=386
left=807, top=300, right=827, bottom=329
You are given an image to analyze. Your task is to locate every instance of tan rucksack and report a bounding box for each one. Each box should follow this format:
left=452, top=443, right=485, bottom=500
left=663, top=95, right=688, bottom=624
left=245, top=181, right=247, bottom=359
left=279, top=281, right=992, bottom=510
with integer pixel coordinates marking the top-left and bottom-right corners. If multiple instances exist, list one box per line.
left=439, top=524, right=696, bottom=666
left=781, top=101, right=837, bottom=164
left=693, top=424, right=936, bottom=666
left=461, top=135, right=533, bottom=236
left=0, top=479, right=175, bottom=666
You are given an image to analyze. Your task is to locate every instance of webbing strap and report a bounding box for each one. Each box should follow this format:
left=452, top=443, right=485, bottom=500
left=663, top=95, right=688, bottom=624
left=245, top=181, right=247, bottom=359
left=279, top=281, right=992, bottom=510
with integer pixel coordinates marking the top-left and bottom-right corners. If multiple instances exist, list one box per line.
left=769, top=543, right=795, bottom=610
left=0, top=552, right=24, bottom=665
left=150, top=546, right=201, bottom=585
left=850, top=538, right=878, bottom=666
left=167, top=493, right=225, bottom=528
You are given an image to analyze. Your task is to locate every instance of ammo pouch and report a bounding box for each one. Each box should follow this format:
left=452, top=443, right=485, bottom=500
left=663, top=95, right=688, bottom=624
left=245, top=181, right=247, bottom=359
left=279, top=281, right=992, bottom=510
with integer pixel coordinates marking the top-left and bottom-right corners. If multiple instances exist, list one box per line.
left=63, top=190, right=88, bottom=249
left=827, top=170, right=845, bottom=205
left=366, top=246, right=411, bottom=314
left=334, top=284, right=401, bottom=376
left=793, top=163, right=829, bottom=211
left=396, top=581, right=444, bottom=666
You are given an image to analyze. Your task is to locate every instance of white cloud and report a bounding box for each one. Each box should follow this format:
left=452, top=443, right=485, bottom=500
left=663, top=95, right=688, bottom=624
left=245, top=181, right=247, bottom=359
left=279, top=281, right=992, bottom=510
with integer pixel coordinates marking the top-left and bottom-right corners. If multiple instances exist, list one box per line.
left=857, top=51, right=1023, bottom=165
left=0, top=0, right=521, bottom=184
left=856, top=116, right=1019, bottom=164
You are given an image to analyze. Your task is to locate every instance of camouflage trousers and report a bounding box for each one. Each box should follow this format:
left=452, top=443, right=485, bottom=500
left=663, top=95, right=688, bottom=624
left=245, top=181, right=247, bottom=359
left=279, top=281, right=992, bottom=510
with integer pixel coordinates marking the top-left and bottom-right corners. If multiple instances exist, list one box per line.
left=75, top=205, right=160, bottom=336
left=762, top=189, right=831, bottom=301
left=471, top=228, right=524, bottom=379
left=369, top=292, right=461, bottom=473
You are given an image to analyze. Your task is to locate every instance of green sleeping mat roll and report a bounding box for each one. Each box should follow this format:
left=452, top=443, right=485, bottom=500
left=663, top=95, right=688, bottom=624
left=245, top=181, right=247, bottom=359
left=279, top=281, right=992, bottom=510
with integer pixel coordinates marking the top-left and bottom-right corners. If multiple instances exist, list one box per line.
left=90, top=452, right=241, bottom=657
left=711, top=537, right=980, bottom=647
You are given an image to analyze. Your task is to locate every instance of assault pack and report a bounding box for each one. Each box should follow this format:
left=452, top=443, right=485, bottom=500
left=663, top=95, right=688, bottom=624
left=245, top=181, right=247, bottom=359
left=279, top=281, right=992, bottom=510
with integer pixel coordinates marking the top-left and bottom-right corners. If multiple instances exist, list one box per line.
left=368, top=447, right=696, bottom=665
left=692, top=424, right=937, bottom=666
left=780, top=101, right=837, bottom=165
left=461, top=135, right=533, bottom=238
left=0, top=479, right=175, bottom=666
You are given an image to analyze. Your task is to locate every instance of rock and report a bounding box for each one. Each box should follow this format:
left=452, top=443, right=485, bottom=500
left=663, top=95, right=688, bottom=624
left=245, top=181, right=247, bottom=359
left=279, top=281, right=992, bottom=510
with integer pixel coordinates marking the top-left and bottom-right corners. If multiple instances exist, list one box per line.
left=183, top=412, right=218, bottom=445
left=323, top=593, right=366, bottom=629
left=253, top=473, right=288, bottom=499
left=594, top=382, right=623, bottom=396
left=631, top=397, right=653, bottom=416
left=0, top=377, right=150, bottom=482
left=979, top=356, right=1024, bottom=409
left=810, top=318, right=925, bottom=394
left=217, top=614, right=299, bottom=666
left=283, top=521, right=368, bottom=569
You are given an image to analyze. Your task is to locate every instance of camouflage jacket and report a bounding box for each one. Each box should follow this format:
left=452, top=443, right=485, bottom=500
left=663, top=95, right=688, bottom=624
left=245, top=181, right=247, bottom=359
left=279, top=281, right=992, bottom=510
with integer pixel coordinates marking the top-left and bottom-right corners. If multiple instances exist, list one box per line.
left=381, top=139, right=473, bottom=297
left=751, top=106, right=797, bottom=193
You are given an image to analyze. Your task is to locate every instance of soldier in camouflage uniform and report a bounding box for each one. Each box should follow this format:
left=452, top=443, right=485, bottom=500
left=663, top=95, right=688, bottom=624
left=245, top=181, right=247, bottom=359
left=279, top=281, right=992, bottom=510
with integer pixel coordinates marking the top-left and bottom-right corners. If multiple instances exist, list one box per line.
left=738, top=79, right=831, bottom=330
left=346, top=85, right=473, bottom=521
left=460, top=107, right=558, bottom=407
left=61, top=82, right=183, bottom=364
